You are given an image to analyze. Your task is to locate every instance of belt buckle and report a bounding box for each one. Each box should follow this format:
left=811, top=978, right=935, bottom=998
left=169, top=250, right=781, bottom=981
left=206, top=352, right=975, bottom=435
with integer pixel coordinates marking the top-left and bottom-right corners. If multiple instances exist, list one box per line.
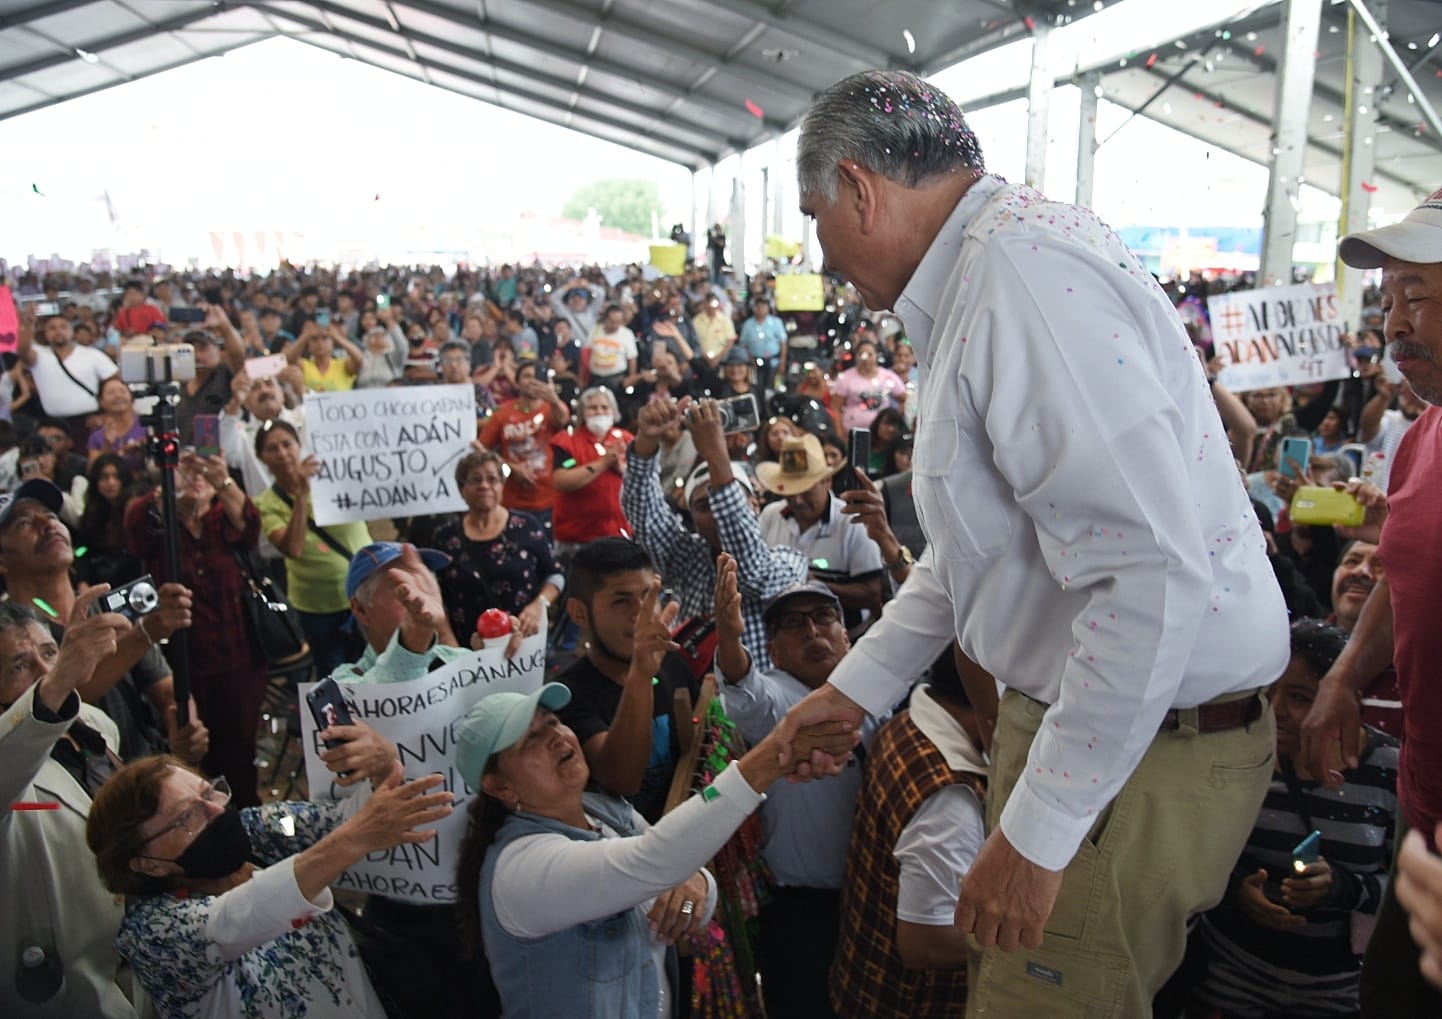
left=1173, top=706, right=1201, bottom=737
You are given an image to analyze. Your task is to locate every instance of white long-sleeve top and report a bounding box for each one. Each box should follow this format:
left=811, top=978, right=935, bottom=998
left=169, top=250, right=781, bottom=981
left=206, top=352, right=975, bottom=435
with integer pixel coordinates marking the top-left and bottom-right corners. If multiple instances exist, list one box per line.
left=827, top=175, right=1289, bottom=872
left=489, top=765, right=751, bottom=939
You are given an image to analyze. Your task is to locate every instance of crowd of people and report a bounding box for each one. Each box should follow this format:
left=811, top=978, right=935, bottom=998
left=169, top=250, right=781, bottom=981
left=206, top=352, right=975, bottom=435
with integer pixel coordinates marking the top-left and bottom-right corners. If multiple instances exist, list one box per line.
left=3, top=67, right=1442, bottom=1019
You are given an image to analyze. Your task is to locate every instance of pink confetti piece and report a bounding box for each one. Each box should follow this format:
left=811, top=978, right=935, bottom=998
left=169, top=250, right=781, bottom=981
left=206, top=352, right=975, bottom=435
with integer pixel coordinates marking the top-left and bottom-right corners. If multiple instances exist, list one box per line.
left=744, top=99, right=765, bottom=119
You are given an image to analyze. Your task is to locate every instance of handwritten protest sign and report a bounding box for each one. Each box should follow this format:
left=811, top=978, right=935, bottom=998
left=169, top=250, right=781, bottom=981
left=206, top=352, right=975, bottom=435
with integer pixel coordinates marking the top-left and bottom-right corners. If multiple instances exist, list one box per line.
left=305, top=384, right=475, bottom=525
left=300, top=635, right=547, bottom=904
left=1206, top=282, right=1351, bottom=392
left=775, top=273, right=824, bottom=312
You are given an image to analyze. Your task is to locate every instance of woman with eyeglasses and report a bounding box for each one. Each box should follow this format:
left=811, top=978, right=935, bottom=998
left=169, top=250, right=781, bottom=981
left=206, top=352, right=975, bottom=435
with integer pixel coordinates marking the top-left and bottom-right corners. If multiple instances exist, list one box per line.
left=432, top=450, right=562, bottom=643
left=84, top=754, right=453, bottom=1019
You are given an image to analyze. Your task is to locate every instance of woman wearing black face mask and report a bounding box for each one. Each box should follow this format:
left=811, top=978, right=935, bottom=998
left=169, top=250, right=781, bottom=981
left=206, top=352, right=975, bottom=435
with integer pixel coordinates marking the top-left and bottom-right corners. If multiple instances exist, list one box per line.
left=85, top=756, right=454, bottom=1018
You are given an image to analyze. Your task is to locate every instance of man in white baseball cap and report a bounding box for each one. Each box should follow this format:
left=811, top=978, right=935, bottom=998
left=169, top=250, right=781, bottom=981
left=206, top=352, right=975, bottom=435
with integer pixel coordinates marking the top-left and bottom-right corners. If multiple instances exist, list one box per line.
left=1303, top=184, right=1442, bottom=1016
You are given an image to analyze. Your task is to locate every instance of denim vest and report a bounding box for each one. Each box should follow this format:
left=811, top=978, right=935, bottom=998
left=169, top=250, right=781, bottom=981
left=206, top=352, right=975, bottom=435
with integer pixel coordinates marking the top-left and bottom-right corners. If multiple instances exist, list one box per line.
left=479, top=792, right=666, bottom=1018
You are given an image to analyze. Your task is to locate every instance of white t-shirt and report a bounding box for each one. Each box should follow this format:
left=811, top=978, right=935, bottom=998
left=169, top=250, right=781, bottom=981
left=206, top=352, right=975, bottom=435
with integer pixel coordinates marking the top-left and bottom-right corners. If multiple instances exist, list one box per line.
left=29, top=344, right=118, bottom=417
left=893, top=685, right=988, bottom=924
left=589, top=327, right=637, bottom=378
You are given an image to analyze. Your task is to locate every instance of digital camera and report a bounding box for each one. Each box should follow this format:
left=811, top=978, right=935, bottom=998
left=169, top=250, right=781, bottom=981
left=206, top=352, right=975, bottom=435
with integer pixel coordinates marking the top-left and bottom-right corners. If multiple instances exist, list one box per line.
left=99, top=575, right=160, bottom=621
left=717, top=393, right=761, bottom=435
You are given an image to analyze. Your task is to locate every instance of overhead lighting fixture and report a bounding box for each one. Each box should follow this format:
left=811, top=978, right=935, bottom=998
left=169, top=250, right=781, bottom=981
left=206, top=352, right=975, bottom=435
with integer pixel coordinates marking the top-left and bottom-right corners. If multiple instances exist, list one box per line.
left=75, top=48, right=99, bottom=63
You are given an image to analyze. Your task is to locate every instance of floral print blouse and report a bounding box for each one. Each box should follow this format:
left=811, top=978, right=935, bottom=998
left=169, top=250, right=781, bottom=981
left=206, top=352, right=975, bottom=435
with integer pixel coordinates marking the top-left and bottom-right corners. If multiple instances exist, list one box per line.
left=116, top=799, right=385, bottom=1018
left=432, top=511, right=561, bottom=637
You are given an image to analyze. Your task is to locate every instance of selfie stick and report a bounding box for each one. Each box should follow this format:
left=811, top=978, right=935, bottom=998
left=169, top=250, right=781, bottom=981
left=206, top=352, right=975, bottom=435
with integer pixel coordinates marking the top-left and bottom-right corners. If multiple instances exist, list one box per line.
left=142, top=370, right=191, bottom=726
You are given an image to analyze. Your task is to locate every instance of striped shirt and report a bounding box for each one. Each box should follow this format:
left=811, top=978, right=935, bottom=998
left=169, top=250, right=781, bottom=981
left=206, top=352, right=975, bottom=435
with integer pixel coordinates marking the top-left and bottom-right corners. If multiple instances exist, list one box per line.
left=1190, top=728, right=1399, bottom=1017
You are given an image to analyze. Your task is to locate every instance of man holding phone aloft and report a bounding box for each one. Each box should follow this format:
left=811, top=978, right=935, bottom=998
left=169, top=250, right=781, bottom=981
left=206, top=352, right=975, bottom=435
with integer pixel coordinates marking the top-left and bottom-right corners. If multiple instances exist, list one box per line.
left=623, top=397, right=807, bottom=673
left=773, top=71, right=1289, bottom=1016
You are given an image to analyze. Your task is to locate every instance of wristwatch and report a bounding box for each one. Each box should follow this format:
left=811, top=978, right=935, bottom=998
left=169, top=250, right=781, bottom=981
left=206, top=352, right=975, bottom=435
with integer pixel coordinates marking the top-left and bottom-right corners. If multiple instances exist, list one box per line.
left=884, top=546, right=915, bottom=571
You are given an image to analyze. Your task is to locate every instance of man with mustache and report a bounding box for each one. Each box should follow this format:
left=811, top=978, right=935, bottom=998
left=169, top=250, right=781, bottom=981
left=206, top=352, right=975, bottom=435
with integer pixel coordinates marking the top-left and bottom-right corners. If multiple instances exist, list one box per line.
left=713, top=560, right=880, bottom=1019
left=1303, top=185, right=1442, bottom=1015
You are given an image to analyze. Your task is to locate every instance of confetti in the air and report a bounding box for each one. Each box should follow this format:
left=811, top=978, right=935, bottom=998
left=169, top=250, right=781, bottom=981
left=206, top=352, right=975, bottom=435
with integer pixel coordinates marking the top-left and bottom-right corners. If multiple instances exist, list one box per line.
left=744, top=99, right=765, bottom=119
left=31, top=183, right=43, bottom=195
left=902, top=29, right=916, bottom=54
left=1361, top=182, right=1379, bottom=193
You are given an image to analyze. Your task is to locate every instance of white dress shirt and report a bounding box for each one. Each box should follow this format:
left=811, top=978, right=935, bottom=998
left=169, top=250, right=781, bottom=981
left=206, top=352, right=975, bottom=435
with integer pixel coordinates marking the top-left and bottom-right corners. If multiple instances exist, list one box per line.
left=827, top=175, right=1289, bottom=871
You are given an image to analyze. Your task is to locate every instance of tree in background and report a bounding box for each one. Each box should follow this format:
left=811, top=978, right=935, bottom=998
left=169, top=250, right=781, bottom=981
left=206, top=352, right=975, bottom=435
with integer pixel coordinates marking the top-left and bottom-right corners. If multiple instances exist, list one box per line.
left=562, top=178, right=663, bottom=238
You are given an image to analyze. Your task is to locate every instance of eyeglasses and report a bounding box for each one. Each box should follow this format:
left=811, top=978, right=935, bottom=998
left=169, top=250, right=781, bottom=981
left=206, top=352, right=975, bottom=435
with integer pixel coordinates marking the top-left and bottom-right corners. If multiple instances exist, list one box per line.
left=142, top=775, right=231, bottom=846
left=773, top=604, right=841, bottom=632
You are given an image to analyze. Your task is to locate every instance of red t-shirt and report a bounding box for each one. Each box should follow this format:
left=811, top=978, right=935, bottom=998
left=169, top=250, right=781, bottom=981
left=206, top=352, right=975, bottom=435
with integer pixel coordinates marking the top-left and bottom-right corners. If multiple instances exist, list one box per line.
left=1377, top=405, right=1442, bottom=842
left=550, top=426, right=633, bottom=544
left=479, top=400, right=561, bottom=513
left=112, top=303, right=167, bottom=336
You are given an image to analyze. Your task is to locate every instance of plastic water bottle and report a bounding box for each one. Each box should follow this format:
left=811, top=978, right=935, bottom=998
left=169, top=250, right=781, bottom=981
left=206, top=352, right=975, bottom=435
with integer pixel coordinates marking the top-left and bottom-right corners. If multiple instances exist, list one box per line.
left=16, top=945, right=64, bottom=1003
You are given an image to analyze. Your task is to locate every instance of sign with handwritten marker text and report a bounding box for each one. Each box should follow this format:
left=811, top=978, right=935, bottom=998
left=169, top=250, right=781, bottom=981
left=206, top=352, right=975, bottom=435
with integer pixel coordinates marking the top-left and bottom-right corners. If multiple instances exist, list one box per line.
left=300, top=636, right=545, bottom=904
left=305, top=383, right=475, bottom=525
left=1206, top=282, right=1350, bottom=392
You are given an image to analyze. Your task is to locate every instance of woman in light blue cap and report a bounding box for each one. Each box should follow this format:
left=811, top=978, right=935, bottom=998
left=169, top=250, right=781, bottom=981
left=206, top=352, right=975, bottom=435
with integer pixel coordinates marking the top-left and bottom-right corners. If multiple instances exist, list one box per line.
left=453, top=583, right=858, bottom=1018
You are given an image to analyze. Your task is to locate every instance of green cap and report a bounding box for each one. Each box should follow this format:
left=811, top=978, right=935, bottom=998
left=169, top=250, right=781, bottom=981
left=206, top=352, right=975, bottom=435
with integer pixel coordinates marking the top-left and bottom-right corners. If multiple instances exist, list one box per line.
left=455, top=683, right=573, bottom=791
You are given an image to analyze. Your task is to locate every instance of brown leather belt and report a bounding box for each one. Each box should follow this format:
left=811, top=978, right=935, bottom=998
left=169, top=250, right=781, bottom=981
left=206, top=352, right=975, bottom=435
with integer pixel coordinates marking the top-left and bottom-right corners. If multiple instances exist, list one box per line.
left=1159, top=692, right=1263, bottom=733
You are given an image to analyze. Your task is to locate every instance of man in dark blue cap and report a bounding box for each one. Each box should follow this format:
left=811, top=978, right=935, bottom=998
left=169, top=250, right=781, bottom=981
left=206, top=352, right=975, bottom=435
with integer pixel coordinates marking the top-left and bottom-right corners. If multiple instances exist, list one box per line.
left=712, top=555, right=880, bottom=1019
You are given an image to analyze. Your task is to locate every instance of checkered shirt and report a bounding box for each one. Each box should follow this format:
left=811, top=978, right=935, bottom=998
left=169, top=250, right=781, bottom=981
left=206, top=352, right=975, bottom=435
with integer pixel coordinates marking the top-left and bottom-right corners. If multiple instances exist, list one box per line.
left=622, top=447, right=806, bottom=671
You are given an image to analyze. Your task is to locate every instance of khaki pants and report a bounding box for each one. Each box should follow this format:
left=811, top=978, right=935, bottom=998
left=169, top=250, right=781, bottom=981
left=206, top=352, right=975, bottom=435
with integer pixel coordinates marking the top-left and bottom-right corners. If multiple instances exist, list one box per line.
left=967, top=688, right=1274, bottom=1018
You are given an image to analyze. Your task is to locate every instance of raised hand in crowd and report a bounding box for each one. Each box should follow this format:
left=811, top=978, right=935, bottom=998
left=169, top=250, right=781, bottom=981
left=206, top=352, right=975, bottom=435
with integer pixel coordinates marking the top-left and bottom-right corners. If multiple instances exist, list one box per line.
left=226, top=366, right=252, bottom=414
left=838, top=467, right=910, bottom=581
left=632, top=393, right=684, bottom=457
left=390, top=544, right=451, bottom=652
left=630, top=578, right=681, bottom=680
left=319, top=720, right=401, bottom=788
left=165, top=697, right=209, bottom=764
left=1332, top=477, right=1387, bottom=543
left=144, top=580, right=194, bottom=643
left=37, top=586, right=132, bottom=713
left=296, top=762, right=454, bottom=899
left=684, top=398, right=731, bottom=473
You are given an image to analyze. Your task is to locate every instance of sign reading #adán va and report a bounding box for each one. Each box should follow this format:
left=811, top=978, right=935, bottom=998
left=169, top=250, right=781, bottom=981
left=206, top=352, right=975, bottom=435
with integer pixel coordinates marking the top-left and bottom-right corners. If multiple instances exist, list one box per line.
left=1206, top=281, right=1351, bottom=393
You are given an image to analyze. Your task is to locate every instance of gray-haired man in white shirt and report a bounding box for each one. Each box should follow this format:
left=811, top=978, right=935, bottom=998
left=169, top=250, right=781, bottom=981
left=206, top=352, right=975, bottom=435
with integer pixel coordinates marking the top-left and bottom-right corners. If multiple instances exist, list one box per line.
left=776, top=70, right=1289, bottom=1016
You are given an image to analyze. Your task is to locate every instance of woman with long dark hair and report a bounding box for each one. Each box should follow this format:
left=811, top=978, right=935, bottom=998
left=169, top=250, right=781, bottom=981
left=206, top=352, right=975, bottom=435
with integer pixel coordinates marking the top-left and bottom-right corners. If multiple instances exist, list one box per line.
left=74, top=452, right=142, bottom=590
left=254, top=420, right=370, bottom=681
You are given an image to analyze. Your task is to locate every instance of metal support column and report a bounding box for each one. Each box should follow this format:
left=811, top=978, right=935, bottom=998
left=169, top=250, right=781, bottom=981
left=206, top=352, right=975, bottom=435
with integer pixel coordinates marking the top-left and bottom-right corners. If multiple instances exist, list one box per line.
left=772, top=135, right=786, bottom=237
left=1076, top=72, right=1101, bottom=209
left=1259, top=0, right=1323, bottom=287
left=1024, top=23, right=1053, bottom=190
left=1337, top=0, right=1385, bottom=329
